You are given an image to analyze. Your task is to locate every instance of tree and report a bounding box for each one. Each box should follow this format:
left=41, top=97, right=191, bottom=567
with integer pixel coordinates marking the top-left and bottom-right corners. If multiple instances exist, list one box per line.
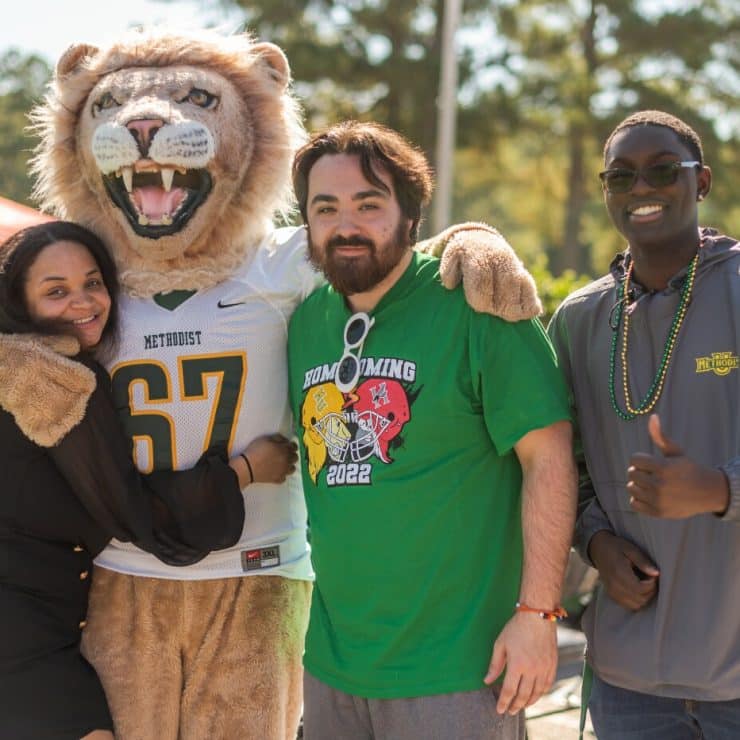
left=463, top=0, right=739, bottom=273
left=0, top=50, right=51, bottom=204
left=212, top=0, right=498, bottom=164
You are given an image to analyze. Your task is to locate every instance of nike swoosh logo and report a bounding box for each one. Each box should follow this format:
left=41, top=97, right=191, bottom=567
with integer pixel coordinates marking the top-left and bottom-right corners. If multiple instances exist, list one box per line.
left=217, top=299, right=246, bottom=308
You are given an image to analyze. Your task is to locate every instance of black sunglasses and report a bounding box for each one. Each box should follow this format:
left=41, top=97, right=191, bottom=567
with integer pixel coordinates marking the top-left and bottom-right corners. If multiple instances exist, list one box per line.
left=599, top=160, right=700, bottom=194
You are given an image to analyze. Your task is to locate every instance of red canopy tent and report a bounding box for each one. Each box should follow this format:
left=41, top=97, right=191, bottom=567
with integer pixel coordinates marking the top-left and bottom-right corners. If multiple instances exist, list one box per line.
left=0, top=195, right=54, bottom=242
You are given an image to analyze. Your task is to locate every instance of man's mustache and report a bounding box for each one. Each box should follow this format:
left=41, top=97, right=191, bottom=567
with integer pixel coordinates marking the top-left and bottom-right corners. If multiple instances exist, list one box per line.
left=327, top=235, right=376, bottom=250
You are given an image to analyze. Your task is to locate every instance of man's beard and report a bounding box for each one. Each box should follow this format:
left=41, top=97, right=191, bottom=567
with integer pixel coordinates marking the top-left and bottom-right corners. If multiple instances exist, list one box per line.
left=307, top=221, right=411, bottom=296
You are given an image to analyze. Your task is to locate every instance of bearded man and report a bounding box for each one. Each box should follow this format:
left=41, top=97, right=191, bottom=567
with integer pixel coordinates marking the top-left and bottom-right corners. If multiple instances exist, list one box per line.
left=287, top=120, right=578, bottom=740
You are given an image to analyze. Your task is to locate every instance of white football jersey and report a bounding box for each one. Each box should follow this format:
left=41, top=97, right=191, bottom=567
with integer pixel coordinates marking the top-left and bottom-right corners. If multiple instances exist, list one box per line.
left=95, top=226, right=323, bottom=580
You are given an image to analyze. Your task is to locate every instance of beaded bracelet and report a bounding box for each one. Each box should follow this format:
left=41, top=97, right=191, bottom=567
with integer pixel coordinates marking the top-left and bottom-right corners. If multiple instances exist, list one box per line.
left=515, top=602, right=568, bottom=622
left=240, top=453, right=254, bottom=484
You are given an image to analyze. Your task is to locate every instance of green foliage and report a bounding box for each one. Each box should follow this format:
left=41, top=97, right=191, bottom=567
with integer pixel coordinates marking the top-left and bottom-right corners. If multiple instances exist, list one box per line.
left=213, top=0, right=738, bottom=277
left=0, top=50, right=51, bottom=205
left=452, top=139, right=624, bottom=278
left=227, top=0, right=493, bottom=156
left=528, top=255, right=592, bottom=324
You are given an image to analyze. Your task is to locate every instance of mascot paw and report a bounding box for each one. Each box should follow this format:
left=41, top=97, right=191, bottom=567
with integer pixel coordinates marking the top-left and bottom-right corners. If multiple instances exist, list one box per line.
left=0, top=333, right=95, bottom=446
left=423, top=222, right=542, bottom=321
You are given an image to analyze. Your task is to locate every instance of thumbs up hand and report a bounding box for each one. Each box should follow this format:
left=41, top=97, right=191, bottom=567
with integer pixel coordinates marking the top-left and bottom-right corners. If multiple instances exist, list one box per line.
left=646, top=414, right=683, bottom=457
left=627, top=414, right=730, bottom=518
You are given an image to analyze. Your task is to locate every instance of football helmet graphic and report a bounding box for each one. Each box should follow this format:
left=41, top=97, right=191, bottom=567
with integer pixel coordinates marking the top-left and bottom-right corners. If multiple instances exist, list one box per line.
left=351, top=379, right=410, bottom=463
left=301, top=382, right=350, bottom=481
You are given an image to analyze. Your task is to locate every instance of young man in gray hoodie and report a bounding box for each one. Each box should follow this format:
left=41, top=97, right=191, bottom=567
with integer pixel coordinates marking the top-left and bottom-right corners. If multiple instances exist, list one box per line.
left=548, top=110, right=740, bottom=739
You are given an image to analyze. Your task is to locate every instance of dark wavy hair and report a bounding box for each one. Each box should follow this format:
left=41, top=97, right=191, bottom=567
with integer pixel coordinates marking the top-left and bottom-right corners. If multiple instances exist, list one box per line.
left=293, top=120, right=434, bottom=243
left=0, top=221, right=120, bottom=357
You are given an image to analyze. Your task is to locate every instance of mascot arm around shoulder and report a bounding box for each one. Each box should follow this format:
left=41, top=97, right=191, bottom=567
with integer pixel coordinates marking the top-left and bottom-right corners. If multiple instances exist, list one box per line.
left=417, top=222, right=541, bottom=320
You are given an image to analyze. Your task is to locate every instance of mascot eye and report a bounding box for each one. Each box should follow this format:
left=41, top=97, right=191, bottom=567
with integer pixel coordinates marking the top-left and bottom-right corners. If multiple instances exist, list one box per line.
left=91, top=92, right=120, bottom=116
left=181, top=88, right=219, bottom=109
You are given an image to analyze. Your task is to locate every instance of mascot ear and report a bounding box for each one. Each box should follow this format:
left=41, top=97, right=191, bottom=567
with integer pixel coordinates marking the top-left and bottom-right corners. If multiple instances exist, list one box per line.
left=251, top=41, right=291, bottom=90
left=56, top=43, right=99, bottom=79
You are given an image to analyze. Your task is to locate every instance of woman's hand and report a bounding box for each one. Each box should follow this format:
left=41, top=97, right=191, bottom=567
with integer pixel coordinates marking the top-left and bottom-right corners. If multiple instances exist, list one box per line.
left=229, top=434, right=298, bottom=488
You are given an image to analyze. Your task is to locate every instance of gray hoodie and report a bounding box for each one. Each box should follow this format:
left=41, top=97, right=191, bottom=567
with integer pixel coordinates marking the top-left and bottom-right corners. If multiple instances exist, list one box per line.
left=549, top=228, right=740, bottom=700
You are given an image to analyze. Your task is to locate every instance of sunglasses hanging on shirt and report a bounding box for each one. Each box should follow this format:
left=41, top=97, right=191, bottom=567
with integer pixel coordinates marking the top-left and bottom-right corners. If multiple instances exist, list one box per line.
left=335, top=312, right=375, bottom=393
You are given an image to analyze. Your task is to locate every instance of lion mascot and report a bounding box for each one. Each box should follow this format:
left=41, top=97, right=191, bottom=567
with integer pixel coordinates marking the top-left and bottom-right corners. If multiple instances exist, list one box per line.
left=30, top=29, right=540, bottom=739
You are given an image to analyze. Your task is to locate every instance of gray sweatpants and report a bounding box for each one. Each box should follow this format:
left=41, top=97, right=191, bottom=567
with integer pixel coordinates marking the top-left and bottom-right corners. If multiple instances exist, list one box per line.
left=303, top=671, right=526, bottom=740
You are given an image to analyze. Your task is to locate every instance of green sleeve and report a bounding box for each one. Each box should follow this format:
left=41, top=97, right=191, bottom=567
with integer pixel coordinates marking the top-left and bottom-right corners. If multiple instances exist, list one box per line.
left=471, top=314, right=571, bottom=455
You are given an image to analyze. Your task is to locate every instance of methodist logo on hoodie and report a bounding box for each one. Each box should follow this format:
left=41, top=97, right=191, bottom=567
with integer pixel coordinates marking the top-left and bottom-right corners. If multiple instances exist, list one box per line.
left=695, top=351, right=739, bottom=376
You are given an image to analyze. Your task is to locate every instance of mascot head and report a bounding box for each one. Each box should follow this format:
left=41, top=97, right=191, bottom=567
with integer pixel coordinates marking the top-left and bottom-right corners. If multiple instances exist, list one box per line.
left=31, top=30, right=304, bottom=296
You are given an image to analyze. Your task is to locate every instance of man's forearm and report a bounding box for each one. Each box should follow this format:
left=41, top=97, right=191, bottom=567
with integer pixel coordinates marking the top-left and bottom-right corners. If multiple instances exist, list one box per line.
left=516, top=421, right=578, bottom=609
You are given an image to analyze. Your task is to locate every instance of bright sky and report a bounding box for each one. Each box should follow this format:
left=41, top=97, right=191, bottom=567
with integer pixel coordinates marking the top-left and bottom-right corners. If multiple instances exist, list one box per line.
left=0, top=0, right=244, bottom=64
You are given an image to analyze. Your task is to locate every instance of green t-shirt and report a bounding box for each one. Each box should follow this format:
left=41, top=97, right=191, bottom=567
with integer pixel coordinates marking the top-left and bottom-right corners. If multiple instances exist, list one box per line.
left=288, top=251, right=570, bottom=698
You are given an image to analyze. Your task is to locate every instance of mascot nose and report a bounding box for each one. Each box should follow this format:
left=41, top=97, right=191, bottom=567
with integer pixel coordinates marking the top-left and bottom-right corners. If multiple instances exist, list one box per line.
left=126, top=118, right=165, bottom=156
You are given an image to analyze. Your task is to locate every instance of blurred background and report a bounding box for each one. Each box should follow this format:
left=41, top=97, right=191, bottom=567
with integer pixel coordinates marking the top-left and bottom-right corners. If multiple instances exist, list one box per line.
left=1, top=0, right=738, bottom=313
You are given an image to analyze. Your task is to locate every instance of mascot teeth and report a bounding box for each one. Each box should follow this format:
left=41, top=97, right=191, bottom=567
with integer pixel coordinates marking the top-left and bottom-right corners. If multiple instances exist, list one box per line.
left=161, top=168, right=175, bottom=192
left=121, top=167, right=134, bottom=193
left=102, top=161, right=213, bottom=239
